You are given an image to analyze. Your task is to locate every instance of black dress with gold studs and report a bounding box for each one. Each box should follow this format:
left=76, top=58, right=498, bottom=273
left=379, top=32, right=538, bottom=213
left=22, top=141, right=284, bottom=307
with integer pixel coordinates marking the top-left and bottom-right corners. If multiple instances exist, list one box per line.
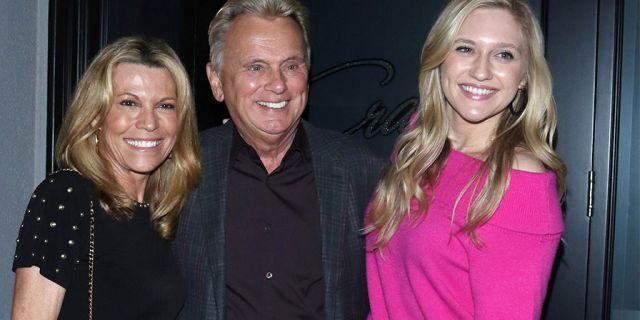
left=12, top=170, right=184, bottom=319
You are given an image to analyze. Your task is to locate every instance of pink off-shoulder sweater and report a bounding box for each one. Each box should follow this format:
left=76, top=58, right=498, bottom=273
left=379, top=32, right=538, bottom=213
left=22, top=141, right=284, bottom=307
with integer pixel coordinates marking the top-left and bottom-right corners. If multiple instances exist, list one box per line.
left=366, top=150, right=563, bottom=320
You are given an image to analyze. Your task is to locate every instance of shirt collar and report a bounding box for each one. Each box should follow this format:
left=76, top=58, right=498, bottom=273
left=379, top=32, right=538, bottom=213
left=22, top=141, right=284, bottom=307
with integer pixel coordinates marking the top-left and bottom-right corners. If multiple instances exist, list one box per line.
left=230, top=123, right=311, bottom=162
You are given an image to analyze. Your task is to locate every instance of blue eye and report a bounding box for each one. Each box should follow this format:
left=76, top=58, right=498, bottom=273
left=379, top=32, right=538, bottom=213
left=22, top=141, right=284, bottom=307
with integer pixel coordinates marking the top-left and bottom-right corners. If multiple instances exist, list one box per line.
left=286, top=63, right=299, bottom=71
left=497, top=51, right=515, bottom=60
left=455, top=46, right=473, bottom=54
left=249, top=64, right=263, bottom=72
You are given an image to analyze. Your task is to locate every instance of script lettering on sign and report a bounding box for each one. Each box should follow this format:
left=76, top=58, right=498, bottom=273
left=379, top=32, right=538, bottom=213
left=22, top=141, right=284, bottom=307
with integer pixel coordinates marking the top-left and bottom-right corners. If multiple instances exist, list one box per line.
left=311, top=59, right=418, bottom=139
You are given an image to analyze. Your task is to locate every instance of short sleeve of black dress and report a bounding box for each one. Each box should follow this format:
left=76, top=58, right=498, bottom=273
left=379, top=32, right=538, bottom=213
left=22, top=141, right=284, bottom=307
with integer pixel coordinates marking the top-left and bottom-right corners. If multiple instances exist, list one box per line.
left=12, top=170, right=92, bottom=289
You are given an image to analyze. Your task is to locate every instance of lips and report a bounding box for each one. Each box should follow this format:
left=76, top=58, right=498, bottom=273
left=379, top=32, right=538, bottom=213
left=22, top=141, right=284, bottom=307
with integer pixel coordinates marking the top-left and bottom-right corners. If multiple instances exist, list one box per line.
left=124, top=139, right=162, bottom=148
left=256, top=101, right=287, bottom=109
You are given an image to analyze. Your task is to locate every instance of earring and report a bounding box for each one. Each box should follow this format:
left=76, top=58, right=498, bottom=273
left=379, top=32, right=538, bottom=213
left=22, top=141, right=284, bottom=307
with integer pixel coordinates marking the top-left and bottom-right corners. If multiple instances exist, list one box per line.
left=510, top=88, right=528, bottom=116
left=94, top=128, right=101, bottom=145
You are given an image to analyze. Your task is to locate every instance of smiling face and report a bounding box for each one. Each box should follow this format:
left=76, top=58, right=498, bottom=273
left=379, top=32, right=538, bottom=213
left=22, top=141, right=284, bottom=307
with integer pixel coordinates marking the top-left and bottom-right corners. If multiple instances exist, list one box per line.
left=99, top=63, right=178, bottom=188
left=440, top=7, right=527, bottom=132
left=207, top=14, right=308, bottom=149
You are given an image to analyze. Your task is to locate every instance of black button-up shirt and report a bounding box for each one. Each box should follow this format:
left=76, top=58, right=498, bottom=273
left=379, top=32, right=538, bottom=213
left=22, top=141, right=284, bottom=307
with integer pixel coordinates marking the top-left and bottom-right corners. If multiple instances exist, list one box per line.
left=225, top=126, right=324, bottom=320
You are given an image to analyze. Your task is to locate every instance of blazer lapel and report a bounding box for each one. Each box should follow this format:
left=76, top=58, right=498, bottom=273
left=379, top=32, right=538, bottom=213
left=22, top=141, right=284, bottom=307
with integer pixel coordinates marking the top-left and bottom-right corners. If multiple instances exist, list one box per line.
left=199, top=123, right=233, bottom=319
left=305, top=122, right=349, bottom=320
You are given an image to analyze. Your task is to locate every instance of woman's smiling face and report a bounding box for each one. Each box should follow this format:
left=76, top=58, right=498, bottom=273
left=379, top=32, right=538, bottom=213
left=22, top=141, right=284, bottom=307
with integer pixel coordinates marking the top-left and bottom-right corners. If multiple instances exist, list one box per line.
left=440, top=7, right=528, bottom=128
left=98, top=63, right=178, bottom=186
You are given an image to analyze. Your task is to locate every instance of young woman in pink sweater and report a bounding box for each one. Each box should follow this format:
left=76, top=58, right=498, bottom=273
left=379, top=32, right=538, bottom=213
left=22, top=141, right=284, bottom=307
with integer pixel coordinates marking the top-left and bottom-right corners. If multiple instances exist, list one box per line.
left=365, top=0, right=566, bottom=319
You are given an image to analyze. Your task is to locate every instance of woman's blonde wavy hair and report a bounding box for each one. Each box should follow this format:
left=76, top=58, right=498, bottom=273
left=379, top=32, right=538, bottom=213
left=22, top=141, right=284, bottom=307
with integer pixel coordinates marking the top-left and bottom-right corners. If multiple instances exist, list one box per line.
left=366, top=0, right=566, bottom=248
left=55, top=36, right=201, bottom=239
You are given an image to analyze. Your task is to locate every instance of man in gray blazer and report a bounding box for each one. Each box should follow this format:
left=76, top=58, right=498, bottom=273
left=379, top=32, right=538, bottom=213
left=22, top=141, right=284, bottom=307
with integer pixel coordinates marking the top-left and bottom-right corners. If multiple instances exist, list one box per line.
left=173, top=0, right=384, bottom=319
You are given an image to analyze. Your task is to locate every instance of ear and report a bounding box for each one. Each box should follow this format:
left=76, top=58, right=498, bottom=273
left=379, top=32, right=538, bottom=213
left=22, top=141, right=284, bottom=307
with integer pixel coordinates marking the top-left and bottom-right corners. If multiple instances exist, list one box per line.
left=206, top=63, right=224, bottom=102
left=519, top=73, right=528, bottom=89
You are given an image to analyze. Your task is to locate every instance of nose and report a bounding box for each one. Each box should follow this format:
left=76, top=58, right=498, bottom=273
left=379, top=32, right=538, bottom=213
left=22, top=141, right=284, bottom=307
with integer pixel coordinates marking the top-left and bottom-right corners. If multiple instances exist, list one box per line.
left=136, top=107, right=158, bottom=131
left=264, top=69, right=286, bottom=94
left=469, top=55, right=492, bottom=81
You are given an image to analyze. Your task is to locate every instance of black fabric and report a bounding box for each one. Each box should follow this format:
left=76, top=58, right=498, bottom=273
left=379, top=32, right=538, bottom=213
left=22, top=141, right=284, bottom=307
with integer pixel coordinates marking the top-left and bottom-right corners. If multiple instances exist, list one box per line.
left=13, top=170, right=184, bottom=320
left=225, top=126, right=324, bottom=320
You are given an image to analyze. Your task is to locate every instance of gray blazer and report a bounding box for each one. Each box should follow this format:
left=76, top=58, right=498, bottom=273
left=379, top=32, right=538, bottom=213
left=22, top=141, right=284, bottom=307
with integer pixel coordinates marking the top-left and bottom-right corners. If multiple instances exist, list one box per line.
left=174, top=121, right=385, bottom=320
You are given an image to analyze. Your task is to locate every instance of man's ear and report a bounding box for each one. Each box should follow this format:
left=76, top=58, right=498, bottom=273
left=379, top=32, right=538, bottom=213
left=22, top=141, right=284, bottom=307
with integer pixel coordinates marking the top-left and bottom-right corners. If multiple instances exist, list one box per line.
left=206, top=63, right=224, bottom=102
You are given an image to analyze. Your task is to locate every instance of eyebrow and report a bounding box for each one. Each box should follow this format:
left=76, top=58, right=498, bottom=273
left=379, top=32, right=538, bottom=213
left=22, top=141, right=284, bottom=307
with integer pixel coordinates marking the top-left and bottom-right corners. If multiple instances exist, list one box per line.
left=454, top=38, right=522, bottom=51
left=116, top=92, right=177, bottom=101
left=244, top=55, right=306, bottom=65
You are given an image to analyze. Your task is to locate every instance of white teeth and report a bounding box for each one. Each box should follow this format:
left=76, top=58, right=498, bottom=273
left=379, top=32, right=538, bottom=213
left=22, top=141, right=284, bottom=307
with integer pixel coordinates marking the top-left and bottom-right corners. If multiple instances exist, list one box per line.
left=125, top=139, right=161, bottom=148
left=461, top=85, right=495, bottom=95
left=257, top=101, right=286, bottom=109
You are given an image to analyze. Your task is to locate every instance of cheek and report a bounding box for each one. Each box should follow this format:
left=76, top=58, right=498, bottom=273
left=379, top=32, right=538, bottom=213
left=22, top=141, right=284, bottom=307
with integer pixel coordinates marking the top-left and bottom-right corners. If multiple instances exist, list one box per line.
left=233, top=74, right=261, bottom=94
left=496, top=64, right=527, bottom=85
left=102, top=113, right=130, bottom=135
left=290, top=76, right=309, bottom=93
left=160, top=115, right=179, bottom=137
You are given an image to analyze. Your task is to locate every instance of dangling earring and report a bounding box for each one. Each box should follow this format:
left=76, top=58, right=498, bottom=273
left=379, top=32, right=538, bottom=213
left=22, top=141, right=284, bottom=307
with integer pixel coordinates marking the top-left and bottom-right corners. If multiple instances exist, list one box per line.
left=94, top=128, right=101, bottom=145
left=510, top=88, right=528, bottom=116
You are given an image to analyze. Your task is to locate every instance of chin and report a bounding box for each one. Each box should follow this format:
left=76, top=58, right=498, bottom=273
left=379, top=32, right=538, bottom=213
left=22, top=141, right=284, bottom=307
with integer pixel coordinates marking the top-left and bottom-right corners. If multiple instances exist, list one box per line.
left=129, top=162, right=166, bottom=175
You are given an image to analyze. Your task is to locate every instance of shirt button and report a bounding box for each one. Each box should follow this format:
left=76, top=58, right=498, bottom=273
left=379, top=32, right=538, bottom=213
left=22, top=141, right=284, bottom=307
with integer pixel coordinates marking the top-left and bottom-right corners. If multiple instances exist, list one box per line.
left=264, top=225, right=271, bottom=232
left=265, top=272, right=273, bottom=279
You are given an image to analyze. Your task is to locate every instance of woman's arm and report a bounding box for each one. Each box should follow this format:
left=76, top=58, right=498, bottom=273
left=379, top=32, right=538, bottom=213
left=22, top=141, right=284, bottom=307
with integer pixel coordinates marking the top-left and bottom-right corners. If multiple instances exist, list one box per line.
left=12, top=267, right=65, bottom=320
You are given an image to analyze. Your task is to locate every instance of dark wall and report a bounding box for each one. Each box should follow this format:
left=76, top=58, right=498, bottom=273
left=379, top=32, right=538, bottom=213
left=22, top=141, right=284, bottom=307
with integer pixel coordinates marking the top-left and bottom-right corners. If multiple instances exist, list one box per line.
left=306, top=0, right=445, bottom=156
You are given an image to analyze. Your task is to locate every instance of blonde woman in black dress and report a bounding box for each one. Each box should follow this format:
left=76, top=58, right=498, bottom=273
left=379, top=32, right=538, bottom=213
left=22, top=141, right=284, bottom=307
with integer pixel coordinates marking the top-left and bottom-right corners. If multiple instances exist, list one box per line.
left=11, top=36, right=200, bottom=319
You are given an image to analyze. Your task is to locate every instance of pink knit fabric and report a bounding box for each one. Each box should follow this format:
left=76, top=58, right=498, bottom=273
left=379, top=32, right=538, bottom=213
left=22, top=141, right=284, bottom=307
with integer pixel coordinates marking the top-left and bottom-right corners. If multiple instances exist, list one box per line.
left=367, top=150, right=563, bottom=320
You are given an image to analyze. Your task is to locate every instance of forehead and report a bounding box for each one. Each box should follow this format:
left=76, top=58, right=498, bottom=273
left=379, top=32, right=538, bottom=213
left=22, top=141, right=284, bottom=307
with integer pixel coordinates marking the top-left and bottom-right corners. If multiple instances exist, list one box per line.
left=223, top=15, right=305, bottom=59
left=110, top=63, right=178, bottom=105
left=457, top=7, right=524, bottom=47
left=112, top=63, right=175, bottom=87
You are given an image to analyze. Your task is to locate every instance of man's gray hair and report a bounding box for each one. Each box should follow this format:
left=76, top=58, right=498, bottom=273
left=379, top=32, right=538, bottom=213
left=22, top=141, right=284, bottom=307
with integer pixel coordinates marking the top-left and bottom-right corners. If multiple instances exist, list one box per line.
left=208, top=0, right=311, bottom=73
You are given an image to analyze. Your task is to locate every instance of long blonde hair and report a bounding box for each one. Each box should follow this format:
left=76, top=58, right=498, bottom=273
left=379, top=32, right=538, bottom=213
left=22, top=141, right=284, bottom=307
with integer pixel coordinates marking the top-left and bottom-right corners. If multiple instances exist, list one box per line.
left=55, top=36, right=201, bottom=239
left=366, top=0, right=565, bottom=248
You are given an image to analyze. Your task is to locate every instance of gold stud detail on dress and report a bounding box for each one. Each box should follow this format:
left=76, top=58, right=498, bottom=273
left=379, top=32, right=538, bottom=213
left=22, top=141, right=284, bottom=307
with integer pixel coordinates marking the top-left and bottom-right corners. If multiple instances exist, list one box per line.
left=80, top=212, right=84, bottom=217
left=33, top=235, right=38, bottom=239
left=16, top=238, right=20, bottom=243
left=36, top=216, right=41, bottom=221
left=32, top=193, right=37, bottom=198
left=31, top=253, right=35, bottom=257
left=58, top=204, right=65, bottom=210
left=14, top=255, right=18, bottom=259
left=55, top=268, right=60, bottom=273
left=41, top=198, right=46, bottom=203
left=68, top=240, right=75, bottom=246
left=27, top=209, right=31, bottom=213
left=72, top=225, right=78, bottom=231
left=50, top=222, right=57, bottom=228
left=67, top=187, right=73, bottom=193
left=60, top=254, right=67, bottom=260
left=21, top=224, right=24, bottom=228
left=49, top=178, right=54, bottom=183
left=44, top=239, right=48, bottom=244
